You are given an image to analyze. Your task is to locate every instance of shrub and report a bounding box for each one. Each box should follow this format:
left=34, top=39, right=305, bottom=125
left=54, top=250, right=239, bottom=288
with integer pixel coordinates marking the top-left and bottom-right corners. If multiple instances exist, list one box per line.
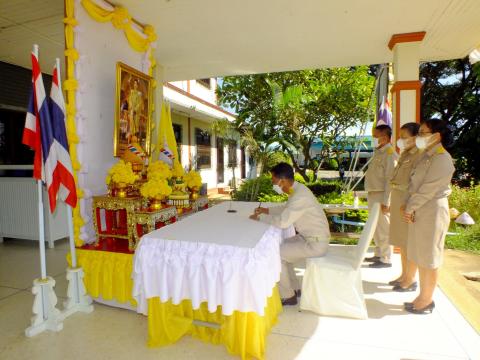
left=232, top=174, right=275, bottom=201
left=449, top=183, right=480, bottom=222
left=257, top=193, right=288, bottom=203
left=307, top=180, right=342, bottom=197
left=294, top=172, right=306, bottom=184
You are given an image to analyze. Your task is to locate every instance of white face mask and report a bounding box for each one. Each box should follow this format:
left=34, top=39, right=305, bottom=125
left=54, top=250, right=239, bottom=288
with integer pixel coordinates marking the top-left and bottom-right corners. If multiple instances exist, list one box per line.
left=415, top=135, right=430, bottom=150
left=272, top=184, right=283, bottom=194
left=373, top=138, right=379, bottom=148
left=396, top=138, right=406, bottom=151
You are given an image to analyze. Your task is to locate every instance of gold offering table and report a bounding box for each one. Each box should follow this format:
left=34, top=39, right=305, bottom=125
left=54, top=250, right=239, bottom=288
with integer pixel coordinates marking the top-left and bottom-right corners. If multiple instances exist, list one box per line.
left=92, top=195, right=178, bottom=251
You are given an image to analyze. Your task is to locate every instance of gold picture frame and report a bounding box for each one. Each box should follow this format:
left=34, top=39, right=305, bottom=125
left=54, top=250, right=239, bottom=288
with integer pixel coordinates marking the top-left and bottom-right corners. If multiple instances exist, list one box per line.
left=114, top=62, right=153, bottom=157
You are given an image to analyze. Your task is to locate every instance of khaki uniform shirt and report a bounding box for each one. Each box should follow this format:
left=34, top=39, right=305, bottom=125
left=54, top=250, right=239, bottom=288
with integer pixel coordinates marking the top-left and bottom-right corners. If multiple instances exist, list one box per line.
left=390, top=148, right=421, bottom=192
left=365, top=143, right=398, bottom=206
left=405, top=144, right=455, bottom=214
left=259, top=182, right=330, bottom=241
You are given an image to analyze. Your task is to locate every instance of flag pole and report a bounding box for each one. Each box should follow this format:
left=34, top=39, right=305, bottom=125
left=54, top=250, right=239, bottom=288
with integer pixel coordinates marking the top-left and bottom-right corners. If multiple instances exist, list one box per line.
left=33, top=44, right=48, bottom=280
left=56, top=57, right=77, bottom=269
left=26, top=44, right=63, bottom=337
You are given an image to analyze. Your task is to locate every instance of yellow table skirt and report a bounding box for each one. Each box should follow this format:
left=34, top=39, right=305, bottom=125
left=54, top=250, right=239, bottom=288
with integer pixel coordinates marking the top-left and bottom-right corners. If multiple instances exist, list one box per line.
left=68, top=249, right=282, bottom=359
left=147, top=286, right=282, bottom=360
left=67, top=249, right=136, bottom=306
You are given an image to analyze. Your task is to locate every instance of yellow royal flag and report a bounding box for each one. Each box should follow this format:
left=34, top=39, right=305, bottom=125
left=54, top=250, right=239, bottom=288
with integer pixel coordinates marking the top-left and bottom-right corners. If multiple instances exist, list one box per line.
left=156, top=101, right=179, bottom=162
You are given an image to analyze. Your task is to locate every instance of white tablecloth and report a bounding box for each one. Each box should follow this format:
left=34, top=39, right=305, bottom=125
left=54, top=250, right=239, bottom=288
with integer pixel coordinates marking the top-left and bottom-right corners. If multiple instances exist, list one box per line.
left=133, top=201, right=294, bottom=316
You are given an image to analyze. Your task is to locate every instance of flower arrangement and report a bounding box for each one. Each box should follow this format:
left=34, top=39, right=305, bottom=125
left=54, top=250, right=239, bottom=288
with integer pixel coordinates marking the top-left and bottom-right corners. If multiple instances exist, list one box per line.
left=183, top=170, right=202, bottom=190
left=140, top=177, right=172, bottom=199
left=171, top=160, right=185, bottom=178
left=147, top=161, right=172, bottom=180
left=105, top=160, right=138, bottom=186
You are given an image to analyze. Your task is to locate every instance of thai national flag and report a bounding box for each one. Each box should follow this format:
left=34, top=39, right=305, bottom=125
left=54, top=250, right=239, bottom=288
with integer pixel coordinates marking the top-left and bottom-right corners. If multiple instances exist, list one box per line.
left=22, top=51, right=59, bottom=213
left=49, top=63, right=77, bottom=209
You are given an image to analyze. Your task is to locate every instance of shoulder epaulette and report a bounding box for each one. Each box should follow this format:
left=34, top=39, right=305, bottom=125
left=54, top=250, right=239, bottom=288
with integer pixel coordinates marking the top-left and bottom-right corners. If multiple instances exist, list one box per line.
left=436, top=146, right=446, bottom=154
left=387, top=147, right=395, bottom=155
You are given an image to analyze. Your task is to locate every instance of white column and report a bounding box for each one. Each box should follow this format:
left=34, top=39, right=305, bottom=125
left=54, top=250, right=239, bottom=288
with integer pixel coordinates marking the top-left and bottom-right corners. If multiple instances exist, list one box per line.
left=389, top=32, right=425, bottom=142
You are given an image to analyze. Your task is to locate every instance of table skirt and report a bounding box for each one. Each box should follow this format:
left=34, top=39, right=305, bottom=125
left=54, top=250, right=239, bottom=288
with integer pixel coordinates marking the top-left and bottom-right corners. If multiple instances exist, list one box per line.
left=67, top=249, right=136, bottom=306
left=147, top=286, right=282, bottom=360
left=68, top=249, right=282, bottom=359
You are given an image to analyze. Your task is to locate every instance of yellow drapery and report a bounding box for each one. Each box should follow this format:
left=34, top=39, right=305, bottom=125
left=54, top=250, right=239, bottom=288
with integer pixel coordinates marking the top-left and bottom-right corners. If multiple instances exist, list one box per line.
left=64, top=0, right=85, bottom=246
left=80, top=0, right=156, bottom=71
left=68, top=249, right=282, bottom=359
left=147, top=287, right=282, bottom=360
left=67, top=249, right=136, bottom=306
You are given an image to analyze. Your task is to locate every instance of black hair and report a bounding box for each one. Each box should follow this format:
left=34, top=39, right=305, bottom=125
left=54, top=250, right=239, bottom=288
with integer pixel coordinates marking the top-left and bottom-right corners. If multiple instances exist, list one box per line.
left=400, top=122, right=420, bottom=136
left=270, top=162, right=294, bottom=180
left=422, top=119, right=454, bottom=150
left=375, top=124, right=392, bottom=139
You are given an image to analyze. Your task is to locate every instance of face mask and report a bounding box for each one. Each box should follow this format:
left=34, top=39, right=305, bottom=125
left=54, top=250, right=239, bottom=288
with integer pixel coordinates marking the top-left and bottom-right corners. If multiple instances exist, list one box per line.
left=373, top=138, right=379, bottom=148
left=396, top=139, right=406, bottom=151
left=272, top=184, right=283, bottom=194
left=415, top=135, right=431, bottom=150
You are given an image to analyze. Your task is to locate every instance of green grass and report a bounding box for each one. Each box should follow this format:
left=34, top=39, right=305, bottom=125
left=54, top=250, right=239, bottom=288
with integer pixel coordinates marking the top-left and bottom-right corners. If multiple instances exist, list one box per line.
left=446, top=223, right=480, bottom=254
left=447, top=183, right=480, bottom=254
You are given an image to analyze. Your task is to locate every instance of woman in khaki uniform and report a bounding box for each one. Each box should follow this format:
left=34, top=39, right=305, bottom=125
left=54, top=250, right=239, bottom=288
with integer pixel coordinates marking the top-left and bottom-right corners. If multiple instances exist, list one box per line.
left=388, top=123, right=420, bottom=291
left=402, top=119, right=455, bottom=314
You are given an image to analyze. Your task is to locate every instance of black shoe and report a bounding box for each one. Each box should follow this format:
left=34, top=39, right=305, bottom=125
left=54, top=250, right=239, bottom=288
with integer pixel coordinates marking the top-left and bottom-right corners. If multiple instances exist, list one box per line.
left=392, top=282, right=418, bottom=292
left=281, top=295, right=298, bottom=306
left=364, top=256, right=380, bottom=263
left=403, top=302, right=414, bottom=309
left=369, top=261, right=392, bottom=268
left=388, top=279, right=402, bottom=286
left=404, top=301, right=435, bottom=314
left=295, top=289, right=301, bottom=298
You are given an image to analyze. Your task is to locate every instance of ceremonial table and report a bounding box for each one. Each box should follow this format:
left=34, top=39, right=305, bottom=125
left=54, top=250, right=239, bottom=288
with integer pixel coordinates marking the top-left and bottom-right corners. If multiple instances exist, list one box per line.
left=133, top=201, right=289, bottom=359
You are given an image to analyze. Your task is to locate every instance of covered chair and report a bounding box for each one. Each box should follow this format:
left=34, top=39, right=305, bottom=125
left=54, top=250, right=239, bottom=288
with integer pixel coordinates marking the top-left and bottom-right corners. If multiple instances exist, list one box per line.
left=300, top=203, right=380, bottom=319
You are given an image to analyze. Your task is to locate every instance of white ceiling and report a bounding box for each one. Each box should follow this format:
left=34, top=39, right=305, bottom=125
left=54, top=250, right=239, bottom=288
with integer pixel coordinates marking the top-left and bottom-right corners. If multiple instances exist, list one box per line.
left=0, top=0, right=64, bottom=74
left=1, top=0, right=480, bottom=80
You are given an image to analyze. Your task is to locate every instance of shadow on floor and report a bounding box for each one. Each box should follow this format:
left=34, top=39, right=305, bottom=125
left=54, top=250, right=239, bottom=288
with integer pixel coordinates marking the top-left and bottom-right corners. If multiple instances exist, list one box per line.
left=363, top=280, right=394, bottom=294
left=365, top=298, right=407, bottom=319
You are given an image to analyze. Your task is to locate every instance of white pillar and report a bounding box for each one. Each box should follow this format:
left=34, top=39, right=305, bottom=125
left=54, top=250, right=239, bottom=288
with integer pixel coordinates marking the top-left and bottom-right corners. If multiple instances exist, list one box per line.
left=388, top=32, right=425, bottom=143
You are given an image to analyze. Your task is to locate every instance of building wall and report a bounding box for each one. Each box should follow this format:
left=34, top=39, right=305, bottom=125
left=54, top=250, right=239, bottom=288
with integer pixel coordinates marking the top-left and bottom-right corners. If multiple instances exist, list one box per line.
left=171, top=111, right=244, bottom=189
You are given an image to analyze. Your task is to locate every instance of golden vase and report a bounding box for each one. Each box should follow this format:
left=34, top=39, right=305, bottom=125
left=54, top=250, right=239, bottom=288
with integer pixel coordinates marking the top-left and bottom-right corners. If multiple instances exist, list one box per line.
left=116, top=182, right=128, bottom=198
left=150, top=197, right=164, bottom=210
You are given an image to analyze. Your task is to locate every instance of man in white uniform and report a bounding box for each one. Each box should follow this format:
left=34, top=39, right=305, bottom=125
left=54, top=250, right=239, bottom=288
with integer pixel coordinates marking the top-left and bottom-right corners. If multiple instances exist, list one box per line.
left=250, top=163, right=330, bottom=305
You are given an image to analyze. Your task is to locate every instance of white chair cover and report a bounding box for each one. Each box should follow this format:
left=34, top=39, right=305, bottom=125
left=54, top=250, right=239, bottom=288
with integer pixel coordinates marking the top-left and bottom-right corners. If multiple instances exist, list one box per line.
left=300, top=203, right=380, bottom=319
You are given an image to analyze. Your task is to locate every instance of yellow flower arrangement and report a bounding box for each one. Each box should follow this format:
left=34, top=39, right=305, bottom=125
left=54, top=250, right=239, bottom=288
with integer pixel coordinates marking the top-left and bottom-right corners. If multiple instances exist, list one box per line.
left=140, top=178, right=172, bottom=199
left=171, top=160, right=185, bottom=178
left=105, top=160, right=138, bottom=185
left=147, top=161, right=172, bottom=180
left=183, top=170, right=202, bottom=189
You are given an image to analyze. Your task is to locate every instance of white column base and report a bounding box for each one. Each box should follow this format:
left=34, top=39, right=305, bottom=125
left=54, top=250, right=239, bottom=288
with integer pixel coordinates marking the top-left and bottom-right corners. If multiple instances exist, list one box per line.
left=61, top=267, right=94, bottom=319
left=25, top=277, right=63, bottom=337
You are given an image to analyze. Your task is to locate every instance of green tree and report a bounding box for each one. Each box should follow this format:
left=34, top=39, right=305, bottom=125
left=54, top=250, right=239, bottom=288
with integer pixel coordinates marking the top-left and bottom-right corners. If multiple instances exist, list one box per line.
left=217, top=68, right=375, bottom=182
left=421, top=57, right=480, bottom=183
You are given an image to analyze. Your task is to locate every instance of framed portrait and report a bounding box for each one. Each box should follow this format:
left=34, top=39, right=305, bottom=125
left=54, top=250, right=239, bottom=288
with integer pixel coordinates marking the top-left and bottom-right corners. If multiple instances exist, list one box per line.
left=114, top=62, right=153, bottom=157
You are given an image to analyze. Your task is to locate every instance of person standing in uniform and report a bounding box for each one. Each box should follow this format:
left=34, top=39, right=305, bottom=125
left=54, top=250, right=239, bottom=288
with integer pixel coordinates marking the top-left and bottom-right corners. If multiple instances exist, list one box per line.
left=364, top=125, right=398, bottom=268
left=402, top=119, right=455, bottom=314
left=250, top=163, right=330, bottom=305
left=388, top=122, right=421, bottom=291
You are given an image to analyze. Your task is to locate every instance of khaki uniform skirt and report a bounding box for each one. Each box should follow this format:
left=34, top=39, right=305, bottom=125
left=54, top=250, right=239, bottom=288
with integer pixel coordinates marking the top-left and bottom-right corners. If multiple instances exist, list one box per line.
left=389, top=188, right=409, bottom=247
left=407, top=197, right=450, bottom=269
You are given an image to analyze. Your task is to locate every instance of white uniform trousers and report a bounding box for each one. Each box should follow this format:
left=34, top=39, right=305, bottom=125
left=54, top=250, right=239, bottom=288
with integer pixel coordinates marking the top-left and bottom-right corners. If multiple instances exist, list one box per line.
left=279, top=234, right=328, bottom=298
left=367, top=191, right=392, bottom=263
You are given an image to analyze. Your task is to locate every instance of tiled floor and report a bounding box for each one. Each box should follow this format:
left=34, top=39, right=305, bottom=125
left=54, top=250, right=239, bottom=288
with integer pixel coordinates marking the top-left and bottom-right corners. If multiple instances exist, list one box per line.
left=0, top=238, right=479, bottom=360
